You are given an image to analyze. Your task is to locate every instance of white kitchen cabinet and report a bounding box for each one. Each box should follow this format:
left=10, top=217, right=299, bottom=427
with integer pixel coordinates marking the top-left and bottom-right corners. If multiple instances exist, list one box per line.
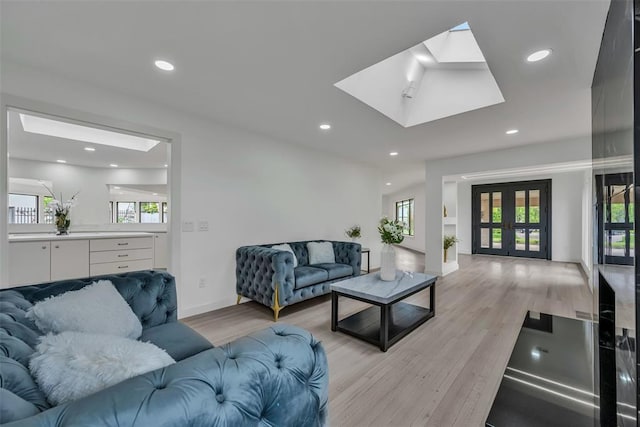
left=6, top=233, right=156, bottom=287
left=9, top=241, right=51, bottom=286
left=153, top=233, right=168, bottom=269
left=89, top=237, right=154, bottom=276
left=51, top=240, right=90, bottom=281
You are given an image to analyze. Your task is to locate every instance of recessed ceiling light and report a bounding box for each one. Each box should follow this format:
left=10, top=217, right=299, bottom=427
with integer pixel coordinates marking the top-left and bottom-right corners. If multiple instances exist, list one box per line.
left=84, top=147, right=96, bottom=151
left=113, top=186, right=121, bottom=190
left=153, top=193, right=158, bottom=196
left=319, top=123, right=331, bottom=130
left=56, top=159, right=66, bottom=163
left=110, top=164, right=118, bottom=168
left=526, top=49, right=552, bottom=62
left=164, top=164, right=168, bottom=168
left=154, top=60, right=175, bottom=71
left=385, top=182, right=392, bottom=186
left=389, top=152, right=399, bottom=156
left=506, top=129, right=519, bottom=135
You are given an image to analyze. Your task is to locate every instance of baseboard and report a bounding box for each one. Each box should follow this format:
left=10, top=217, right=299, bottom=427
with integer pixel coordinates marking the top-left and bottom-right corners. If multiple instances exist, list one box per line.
left=178, top=295, right=238, bottom=319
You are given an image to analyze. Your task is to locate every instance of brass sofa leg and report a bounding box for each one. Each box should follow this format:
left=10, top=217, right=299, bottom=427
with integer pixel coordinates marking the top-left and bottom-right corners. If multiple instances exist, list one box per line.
left=236, top=295, right=242, bottom=305
left=272, top=286, right=282, bottom=322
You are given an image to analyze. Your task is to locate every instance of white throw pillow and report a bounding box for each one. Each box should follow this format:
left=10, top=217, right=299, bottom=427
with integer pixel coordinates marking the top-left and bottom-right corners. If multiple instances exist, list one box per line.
left=30, top=331, right=175, bottom=405
left=271, top=243, right=298, bottom=267
left=27, top=280, right=142, bottom=339
left=307, top=241, right=336, bottom=264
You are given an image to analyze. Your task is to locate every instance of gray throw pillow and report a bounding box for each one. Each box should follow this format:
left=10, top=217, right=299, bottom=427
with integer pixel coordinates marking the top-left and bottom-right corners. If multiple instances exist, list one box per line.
left=307, top=241, right=335, bottom=264
left=30, top=331, right=175, bottom=405
left=26, top=280, right=142, bottom=339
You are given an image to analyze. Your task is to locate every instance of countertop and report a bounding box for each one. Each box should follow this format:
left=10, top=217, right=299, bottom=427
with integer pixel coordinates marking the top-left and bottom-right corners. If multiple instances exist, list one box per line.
left=9, top=232, right=155, bottom=242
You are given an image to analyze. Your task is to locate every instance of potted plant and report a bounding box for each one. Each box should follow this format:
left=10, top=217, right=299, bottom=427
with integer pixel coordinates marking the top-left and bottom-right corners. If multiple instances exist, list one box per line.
left=345, top=225, right=362, bottom=241
left=378, top=217, right=405, bottom=281
left=443, top=235, right=459, bottom=263
left=43, top=184, right=79, bottom=235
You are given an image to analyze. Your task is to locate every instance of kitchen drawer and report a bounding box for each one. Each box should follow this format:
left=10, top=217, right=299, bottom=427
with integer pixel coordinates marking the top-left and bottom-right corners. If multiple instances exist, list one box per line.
left=90, top=237, right=153, bottom=252
left=89, top=259, right=153, bottom=276
left=90, top=248, right=153, bottom=264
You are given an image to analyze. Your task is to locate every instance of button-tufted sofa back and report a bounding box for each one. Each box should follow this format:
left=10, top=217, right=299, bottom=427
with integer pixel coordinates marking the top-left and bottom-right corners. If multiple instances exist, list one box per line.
left=0, top=270, right=177, bottom=418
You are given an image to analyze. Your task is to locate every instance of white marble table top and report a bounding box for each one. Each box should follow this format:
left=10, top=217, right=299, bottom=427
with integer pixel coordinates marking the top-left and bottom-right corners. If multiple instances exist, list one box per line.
left=331, top=270, right=436, bottom=304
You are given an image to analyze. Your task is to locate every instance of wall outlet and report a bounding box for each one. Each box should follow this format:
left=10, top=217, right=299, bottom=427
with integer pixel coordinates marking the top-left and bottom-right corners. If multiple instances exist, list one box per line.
left=198, top=220, right=209, bottom=232
left=198, top=278, right=206, bottom=288
left=182, top=221, right=195, bottom=232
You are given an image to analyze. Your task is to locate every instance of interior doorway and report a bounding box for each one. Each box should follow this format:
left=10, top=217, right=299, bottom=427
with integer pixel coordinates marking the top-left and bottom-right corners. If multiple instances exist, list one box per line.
left=472, top=179, right=551, bottom=259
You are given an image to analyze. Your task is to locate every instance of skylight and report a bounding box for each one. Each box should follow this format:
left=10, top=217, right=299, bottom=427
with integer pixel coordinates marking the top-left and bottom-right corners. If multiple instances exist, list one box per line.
left=450, top=22, right=470, bottom=31
left=334, top=22, right=504, bottom=128
left=19, top=113, right=161, bottom=152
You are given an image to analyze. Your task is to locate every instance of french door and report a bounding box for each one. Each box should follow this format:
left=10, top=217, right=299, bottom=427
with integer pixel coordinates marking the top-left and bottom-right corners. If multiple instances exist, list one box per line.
left=472, top=180, right=551, bottom=259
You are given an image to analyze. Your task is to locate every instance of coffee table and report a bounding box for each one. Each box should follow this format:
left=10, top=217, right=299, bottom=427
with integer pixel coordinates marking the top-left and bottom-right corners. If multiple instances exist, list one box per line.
left=331, top=270, right=437, bottom=352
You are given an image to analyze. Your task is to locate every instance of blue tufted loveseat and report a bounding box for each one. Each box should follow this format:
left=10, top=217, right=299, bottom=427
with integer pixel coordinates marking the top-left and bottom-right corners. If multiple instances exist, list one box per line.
left=0, top=270, right=328, bottom=426
left=236, top=240, right=361, bottom=321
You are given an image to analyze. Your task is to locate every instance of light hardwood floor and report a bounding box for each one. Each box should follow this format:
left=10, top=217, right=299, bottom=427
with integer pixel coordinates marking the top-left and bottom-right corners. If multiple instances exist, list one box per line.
left=184, top=250, right=593, bottom=426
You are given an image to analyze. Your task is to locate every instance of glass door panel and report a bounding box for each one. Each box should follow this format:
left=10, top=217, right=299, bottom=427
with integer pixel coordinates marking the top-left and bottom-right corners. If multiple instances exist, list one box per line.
left=492, top=229, right=502, bottom=249
left=529, top=190, right=540, bottom=224
left=515, top=229, right=526, bottom=251
left=515, top=191, right=526, bottom=223
left=480, top=193, right=490, bottom=223
left=529, top=229, right=540, bottom=252
left=481, top=228, right=490, bottom=248
left=492, top=193, right=502, bottom=223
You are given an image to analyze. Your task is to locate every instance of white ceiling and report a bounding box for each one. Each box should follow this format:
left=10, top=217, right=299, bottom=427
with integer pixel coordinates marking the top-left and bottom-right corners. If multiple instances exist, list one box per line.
left=8, top=111, right=169, bottom=169
left=0, top=1, right=609, bottom=190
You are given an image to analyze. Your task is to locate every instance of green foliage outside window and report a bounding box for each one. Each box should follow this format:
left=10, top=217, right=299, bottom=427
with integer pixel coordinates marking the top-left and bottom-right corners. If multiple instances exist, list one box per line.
left=141, top=202, right=159, bottom=214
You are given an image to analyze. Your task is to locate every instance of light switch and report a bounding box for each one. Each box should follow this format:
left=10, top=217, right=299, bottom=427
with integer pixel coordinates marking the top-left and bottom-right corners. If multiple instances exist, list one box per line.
left=198, top=221, right=209, bottom=232
left=182, top=221, right=195, bottom=232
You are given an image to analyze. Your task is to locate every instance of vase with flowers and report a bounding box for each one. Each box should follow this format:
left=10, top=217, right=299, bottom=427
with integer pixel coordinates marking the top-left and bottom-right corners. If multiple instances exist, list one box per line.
left=345, top=225, right=362, bottom=242
left=43, top=184, right=79, bottom=235
left=378, top=217, right=405, bottom=281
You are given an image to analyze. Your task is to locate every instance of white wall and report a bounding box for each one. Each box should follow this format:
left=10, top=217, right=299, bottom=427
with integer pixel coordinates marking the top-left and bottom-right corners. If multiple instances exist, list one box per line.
left=382, top=182, right=426, bottom=253
left=1, top=63, right=382, bottom=317
left=424, top=136, right=591, bottom=275
left=9, top=158, right=166, bottom=231
left=456, top=170, right=586, bottom=263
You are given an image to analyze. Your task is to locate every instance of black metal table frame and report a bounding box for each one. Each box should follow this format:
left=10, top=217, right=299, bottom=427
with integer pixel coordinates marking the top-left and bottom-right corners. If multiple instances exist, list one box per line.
left=331, top=280, right=435, bottom=352
left=361, top=248, right=370, bottom=274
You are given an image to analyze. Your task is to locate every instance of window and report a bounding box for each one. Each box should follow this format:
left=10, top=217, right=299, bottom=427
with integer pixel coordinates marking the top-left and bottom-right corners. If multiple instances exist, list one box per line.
left=597, top=173, right=634, bottom=265
left=117, top=202, right=137, bottom=223
left=140, top=202, right=161, bottom=223
left=42, top=196, right=54, bottom=224
left=395, top=198, right=415, bottom=236
left=8, top=193, right=38, bottom=224
left=162, top=202, right=168, bottom=223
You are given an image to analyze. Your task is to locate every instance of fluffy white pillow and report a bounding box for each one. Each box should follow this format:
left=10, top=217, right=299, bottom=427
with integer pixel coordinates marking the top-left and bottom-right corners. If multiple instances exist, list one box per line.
left=307, top=241, right=335, bottom=264
left=30, top=331, right=175, bottom=405
left=271, top=243, right=298, bottom=267
left=27, top=280, right=142, bottom=339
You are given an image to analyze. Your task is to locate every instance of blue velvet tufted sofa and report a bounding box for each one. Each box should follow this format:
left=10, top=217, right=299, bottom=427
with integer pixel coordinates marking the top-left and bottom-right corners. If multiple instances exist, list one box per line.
left=236, top=240, right=361, bottom=321
left=0, top=270, right=328, bottom=426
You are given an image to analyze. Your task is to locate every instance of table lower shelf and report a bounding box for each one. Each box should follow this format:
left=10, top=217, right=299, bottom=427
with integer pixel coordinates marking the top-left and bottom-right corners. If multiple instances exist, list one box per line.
left=336, top=301, right=434, bottom=350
